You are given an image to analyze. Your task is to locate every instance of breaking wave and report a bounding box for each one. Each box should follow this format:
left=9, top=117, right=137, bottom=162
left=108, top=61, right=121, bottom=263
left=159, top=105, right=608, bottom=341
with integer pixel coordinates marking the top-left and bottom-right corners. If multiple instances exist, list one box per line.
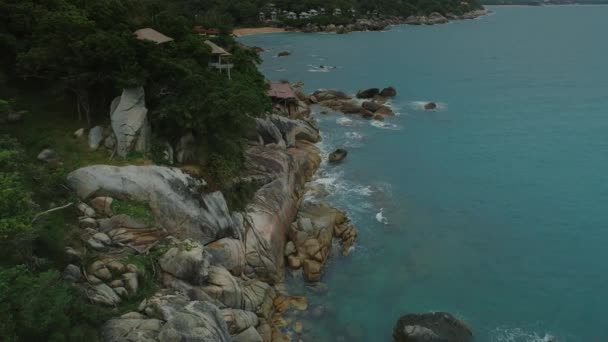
left=490, top=327, right=558, bottom=342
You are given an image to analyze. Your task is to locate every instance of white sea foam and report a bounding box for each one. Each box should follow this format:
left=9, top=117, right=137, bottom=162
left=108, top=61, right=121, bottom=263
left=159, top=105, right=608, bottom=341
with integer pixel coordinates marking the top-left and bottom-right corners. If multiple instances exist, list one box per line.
left=370, top=120, right=400, bottom=130
left=490, top=328, right=557, bottom=342
left=409, top=100, right=448, bottom=111
left=337, top=117, right=355, bottom=127
left=345, top=131, right=364, bottom=140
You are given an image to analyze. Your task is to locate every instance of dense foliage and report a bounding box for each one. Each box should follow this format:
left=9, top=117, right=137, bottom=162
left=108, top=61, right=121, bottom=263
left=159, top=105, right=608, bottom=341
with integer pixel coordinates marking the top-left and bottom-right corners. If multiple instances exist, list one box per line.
left=1, top=0, right=270, bottom=184
left=0, top=135, right=106, bottom=341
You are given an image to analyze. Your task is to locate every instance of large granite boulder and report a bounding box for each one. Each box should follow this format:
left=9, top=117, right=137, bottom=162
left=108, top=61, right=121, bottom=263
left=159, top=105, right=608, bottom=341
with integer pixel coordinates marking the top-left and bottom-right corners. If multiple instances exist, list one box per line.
left=393, top=312, right=473, bottom=342
left=159, top=239, right=210, bottom=285
left=269, top=115, right=320, bottom=147
left=207, top=238, right=247, bottom=276
left=201, top=266, right=274, bottom=312
left=110, top=87, right=150, bottom=158
left=67, top=165, right=234, bottom=244
left=158, top=301, right=231, bottom=342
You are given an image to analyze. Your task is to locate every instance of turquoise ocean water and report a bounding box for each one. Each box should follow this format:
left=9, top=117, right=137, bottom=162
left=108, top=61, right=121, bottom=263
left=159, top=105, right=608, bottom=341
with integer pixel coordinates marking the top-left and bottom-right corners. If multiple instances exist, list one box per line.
left=240, top=6, right=608, bottom=341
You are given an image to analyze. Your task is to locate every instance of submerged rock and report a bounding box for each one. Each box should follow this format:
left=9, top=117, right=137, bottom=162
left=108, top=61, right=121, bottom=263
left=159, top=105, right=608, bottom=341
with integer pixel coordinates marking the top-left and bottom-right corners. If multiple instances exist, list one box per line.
left=424, top=102, right=438, bottom=110
left=329, top=149, right=348, bottom=163
left=393, top=312, right=473, bottom=342
left=277, top=51, right=291, bottom=57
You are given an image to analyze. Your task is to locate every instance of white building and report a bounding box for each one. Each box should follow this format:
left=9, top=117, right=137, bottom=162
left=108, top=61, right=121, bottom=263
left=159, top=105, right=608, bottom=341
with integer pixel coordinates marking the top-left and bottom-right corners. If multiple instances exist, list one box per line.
left=333, top=8, right=342, bottom=16
left=286, top=12, right=297, bottom=19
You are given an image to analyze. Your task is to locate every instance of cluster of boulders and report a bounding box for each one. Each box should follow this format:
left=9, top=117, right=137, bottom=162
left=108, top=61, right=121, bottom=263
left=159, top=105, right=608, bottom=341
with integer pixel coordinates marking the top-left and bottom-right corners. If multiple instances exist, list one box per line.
left=308, top=86, right=397, bottom=121
left=73, top=196, right=165, bottom=253
left=290, top=9, right=488, bottom=34
left=285, top=203, right=357, bottom=281
left=63, top=257, right=144, bottom=307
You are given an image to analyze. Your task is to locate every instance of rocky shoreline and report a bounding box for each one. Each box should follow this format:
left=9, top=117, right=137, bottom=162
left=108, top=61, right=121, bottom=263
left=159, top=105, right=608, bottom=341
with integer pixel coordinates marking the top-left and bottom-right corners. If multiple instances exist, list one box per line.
left=286, top=9, right=489, bottom=34
left=55, top=74, right=478, bottom=341
left=59, top=87, right=366, bottom=341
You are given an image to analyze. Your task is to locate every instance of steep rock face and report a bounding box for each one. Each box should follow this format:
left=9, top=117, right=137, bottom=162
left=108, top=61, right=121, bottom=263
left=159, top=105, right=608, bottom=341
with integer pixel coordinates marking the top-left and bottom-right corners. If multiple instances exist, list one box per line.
left=67, top=165, right=234, bottom=244
left=242, top=141, right=321, bottom=283
left=393, top=312, right=473, bottom=342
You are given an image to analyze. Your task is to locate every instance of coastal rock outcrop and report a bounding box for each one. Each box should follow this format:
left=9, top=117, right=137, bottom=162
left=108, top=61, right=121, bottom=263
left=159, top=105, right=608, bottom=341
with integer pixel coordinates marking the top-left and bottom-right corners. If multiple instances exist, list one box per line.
left=285, top=202, right=357, bottom=281
left=67, top=165, right=235, bottom=244
left=242, top=140, right=321, bottom=282
left=393, top=312, right=473, bottom=342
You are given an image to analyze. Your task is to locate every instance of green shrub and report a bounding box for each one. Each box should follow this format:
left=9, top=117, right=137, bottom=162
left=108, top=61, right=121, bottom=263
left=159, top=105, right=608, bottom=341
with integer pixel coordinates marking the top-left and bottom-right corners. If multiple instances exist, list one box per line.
left=111, top=200, right=155, bottom=226
left=0, top=266, right=105, bottom=342
left=0, top=99, right=11, bottom=115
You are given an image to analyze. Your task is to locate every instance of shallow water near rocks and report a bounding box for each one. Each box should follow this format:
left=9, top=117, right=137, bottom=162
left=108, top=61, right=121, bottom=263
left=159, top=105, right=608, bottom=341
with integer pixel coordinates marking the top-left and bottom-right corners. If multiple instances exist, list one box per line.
left=240, top=6, right=608, bottom=341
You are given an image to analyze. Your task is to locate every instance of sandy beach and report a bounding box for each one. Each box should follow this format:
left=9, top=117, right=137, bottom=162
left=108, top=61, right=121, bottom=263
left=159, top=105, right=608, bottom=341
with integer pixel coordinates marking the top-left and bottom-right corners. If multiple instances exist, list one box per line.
left=233, top=27, right=286, bottom=36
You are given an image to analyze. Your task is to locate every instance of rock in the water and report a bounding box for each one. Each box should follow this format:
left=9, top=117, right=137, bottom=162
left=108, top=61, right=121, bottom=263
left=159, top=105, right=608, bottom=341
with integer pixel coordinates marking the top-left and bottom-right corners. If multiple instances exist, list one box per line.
left=110, top=87, right=150, bottom=158
left=393, top=312, right=473, bottom=342
left=329, top=149, right=348, bottom=163
left=356, top=88, right=380, bottom=99
left=376, top=105, right=395, bottom=116
left=37, top=149, right=58, bottom=163
left=277, top=51, right=291, bottom=57
left=380, top=86, right=397, bottom=97
left=312, top=90, right=350, bottom=102
left=424, top=102, right=437, bottom=110
left=88, top=125, right=104, bottom=150
left=362, top=101, right=382, bottom=112
left=67, top=165, right=234, bottom=244
left=159, top=239, right=210, bottom=285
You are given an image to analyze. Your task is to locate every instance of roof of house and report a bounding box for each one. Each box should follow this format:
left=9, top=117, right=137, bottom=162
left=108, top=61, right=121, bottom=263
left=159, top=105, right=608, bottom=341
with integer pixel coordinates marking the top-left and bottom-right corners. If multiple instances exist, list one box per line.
left=204, top=40, right=231, bottom=56
left=134, top=28, right=174, bottom=44
left=268, top=82, right=296, bottom=99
